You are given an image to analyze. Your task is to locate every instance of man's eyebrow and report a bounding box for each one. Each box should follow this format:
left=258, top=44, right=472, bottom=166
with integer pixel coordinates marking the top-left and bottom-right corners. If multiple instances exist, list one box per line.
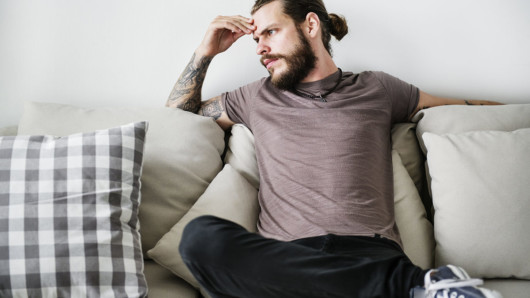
left=253, top=23, right=279, bottom=41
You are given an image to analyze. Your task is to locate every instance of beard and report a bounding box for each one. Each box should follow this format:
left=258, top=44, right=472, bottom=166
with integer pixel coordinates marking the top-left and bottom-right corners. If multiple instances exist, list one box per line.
left=260, top=27, right=317, bottom=90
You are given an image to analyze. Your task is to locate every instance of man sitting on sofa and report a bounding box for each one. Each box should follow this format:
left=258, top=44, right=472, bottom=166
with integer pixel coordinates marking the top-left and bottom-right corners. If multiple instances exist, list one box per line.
left=166, top=0, right=501, bottom=297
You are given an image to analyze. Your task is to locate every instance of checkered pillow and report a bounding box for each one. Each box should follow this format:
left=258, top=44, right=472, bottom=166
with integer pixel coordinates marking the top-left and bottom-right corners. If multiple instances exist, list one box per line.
left=0, top=122, right=148, bottom=297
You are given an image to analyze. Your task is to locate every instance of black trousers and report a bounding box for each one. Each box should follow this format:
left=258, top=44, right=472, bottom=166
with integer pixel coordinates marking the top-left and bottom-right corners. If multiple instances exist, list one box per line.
left=179, top=215, right=427, bottom=298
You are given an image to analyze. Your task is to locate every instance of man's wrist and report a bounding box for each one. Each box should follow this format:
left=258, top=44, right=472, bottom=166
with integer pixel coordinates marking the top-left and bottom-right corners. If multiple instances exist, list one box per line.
left=194, top=47, right=216, bottom=62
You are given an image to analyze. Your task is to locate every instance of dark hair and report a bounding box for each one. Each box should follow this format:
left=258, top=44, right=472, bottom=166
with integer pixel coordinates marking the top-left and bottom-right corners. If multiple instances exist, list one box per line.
left=251, top=0, right=348, bottom=55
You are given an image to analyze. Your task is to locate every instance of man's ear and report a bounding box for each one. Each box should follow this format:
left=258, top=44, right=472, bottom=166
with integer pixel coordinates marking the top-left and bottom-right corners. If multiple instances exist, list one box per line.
left=304, top=12, right=321, bottom=38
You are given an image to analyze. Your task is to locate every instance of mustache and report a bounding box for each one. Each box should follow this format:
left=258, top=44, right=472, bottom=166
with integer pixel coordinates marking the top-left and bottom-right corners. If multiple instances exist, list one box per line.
left=260, top=54, right=286, bottom=67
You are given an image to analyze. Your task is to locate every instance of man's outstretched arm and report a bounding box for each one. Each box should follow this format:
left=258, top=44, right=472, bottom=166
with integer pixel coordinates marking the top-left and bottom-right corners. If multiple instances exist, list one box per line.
left=410, top=91, right=503, bottom=119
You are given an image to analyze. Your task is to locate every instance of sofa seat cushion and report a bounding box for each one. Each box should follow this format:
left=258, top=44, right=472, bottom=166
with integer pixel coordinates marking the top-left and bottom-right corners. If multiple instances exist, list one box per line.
left=484, top=279, right=530, bottom=298
left=17, top=102, right=225, bottom=255
left=143, top=260, right=198, bottom=298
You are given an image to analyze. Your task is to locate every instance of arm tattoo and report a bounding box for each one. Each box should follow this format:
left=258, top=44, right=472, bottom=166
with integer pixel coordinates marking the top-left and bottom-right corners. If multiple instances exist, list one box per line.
left=167, top=53, right=213, bottom=113
left=464, top=100, right=486, bottom=106
left=200, top=98, right=224, bottom=120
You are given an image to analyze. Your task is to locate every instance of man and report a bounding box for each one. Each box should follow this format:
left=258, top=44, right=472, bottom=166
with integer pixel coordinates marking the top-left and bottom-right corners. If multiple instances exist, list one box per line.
left=167, top=0, right=502, bottom=297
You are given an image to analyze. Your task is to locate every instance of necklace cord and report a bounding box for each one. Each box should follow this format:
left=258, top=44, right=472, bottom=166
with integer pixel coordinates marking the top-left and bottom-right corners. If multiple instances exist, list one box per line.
left=291, top=68, right=342, bottom=102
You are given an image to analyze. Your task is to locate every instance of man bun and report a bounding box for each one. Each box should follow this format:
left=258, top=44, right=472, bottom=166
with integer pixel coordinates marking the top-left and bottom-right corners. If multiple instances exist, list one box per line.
left=328, top=13, right=348, bottom=41
left=251, top=0, right=348, bottom=55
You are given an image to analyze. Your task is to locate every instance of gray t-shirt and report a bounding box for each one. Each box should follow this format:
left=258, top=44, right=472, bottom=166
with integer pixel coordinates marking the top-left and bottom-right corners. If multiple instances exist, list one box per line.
left=222, top=70, right=419, bottom=245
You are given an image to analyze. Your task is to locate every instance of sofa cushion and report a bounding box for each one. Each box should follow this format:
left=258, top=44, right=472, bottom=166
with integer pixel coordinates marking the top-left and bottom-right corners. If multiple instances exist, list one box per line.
left=143, top=260, right=198, bottom=298
left=17, top=101, right=225, bottom=255
left=0, top=126, right=18, bottom=137
left=391, top=123, right=424, bottom=194
left=423, top=128, right=530, bottom=279
left=392, top=150, right=434, bottom=269
left=0, top=122, right=148, bottom=297
left=148, top=164, right=259, bottom=288
left=413, top=104, right=530, bottom=154
left=483, top=279, right=530, bottom=298
left=223, top=124, right=259, bottom=189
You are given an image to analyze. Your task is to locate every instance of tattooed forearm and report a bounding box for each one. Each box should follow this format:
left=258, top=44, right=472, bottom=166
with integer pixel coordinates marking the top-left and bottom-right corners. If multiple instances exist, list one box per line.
left=166, top=53, right=213, bottom=113
left=465, top=99, right=503, bottom=106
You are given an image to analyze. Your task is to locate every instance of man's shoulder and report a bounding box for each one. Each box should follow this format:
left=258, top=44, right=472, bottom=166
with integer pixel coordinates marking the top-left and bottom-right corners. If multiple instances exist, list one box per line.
left=358, top=70, right=391, bottom=79
left=341, top=70, right=392, bottom=82
left=354, top=70, right=407, bottom=87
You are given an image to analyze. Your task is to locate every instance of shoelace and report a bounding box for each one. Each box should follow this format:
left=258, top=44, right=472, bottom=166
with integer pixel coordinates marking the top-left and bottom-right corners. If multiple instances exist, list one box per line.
left=425, top=277, right=484, bottom=298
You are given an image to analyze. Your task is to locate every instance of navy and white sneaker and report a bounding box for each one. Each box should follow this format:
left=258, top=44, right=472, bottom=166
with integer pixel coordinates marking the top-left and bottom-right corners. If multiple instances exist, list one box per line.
left=423, top=265, right=502, bottom=298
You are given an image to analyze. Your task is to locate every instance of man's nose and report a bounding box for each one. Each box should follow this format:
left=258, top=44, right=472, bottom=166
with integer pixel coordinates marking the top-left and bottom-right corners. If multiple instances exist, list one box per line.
left=256, top=41, right=270, bottom=55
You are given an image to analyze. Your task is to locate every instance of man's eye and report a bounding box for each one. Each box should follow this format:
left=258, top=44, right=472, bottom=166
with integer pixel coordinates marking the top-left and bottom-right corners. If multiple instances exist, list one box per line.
left=267, top=29, right=276, bottom=35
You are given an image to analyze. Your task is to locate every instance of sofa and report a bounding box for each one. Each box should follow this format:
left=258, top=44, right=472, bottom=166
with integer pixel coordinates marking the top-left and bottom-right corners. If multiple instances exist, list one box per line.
left=1, top=101, right=529, bottom=297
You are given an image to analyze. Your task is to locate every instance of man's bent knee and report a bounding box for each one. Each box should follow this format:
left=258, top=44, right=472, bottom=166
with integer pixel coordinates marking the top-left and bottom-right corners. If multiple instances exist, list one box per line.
left=179, top=215, right=245, bottom=263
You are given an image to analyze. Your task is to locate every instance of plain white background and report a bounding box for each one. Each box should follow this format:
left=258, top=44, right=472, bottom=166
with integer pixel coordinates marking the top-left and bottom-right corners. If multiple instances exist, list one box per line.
left=1, top=0, right=529, bottom=127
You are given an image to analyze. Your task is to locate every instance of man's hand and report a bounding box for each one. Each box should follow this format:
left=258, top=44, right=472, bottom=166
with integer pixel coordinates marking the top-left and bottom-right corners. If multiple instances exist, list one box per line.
left=166, top=15, right=254, bottom=128
left=196, top=15, right=256, bottom=57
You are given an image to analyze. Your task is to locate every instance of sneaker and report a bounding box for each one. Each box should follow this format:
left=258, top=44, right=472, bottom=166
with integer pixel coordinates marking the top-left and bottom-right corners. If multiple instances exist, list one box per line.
left=423, top=265, right=503, bottom=298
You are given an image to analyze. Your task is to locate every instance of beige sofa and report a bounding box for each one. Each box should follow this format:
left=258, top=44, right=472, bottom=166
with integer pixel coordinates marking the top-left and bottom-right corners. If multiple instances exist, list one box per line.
left=1, top=101, right=529, bottom=297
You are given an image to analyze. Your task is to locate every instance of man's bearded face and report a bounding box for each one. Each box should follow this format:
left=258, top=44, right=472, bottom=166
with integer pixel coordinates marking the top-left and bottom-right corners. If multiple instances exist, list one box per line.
left=260, top=27, right=317, bottom=90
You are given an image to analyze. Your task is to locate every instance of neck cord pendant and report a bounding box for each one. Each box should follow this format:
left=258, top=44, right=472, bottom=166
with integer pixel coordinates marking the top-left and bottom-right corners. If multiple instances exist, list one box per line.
left=291, top=68, right=342, bottom=102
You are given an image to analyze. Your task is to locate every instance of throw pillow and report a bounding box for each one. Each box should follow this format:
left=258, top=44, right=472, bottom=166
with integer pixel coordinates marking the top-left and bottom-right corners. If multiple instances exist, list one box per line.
left=147, top=164, right=259, bottom=288
left=17, top=101, right=225, bottom=254
left=0, top=122, right=148, bottom=297
left=423, top=128, right=530, bottom=279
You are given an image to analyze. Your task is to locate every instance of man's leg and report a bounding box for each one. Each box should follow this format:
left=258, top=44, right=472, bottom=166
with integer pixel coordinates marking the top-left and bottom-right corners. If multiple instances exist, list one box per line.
left=179, top=215, right=426, bottom=298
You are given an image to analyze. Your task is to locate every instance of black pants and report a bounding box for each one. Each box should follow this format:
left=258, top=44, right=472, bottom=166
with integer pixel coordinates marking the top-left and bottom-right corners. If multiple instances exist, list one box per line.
left=179, top=215, right=427, bottom=298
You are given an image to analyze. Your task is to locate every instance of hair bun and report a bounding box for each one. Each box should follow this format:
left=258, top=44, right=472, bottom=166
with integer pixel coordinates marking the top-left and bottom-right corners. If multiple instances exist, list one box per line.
left=328, top=13, right=348, bottom=41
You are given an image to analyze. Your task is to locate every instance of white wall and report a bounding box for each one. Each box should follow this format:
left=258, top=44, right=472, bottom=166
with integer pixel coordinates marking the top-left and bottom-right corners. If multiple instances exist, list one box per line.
left=1, top=0, right=529, bottom=127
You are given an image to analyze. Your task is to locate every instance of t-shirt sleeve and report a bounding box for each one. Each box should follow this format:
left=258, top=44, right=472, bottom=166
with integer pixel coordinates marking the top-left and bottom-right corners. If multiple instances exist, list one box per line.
left=372, top=71, right=419, bottom=123
left=221, top=78, right=267, bottom=128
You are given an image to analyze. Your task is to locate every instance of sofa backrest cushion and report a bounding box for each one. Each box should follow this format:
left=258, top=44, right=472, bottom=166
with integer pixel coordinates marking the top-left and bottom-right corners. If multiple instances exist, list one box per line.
left=0, top=126, right=18, bottom=137
left=413, top=104, right=530, bottom=154
left=17, top=102, right=225, bottom=255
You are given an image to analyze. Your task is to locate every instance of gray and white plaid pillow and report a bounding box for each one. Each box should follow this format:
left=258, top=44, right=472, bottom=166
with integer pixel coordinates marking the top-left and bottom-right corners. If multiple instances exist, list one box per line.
left=0, top=122, right=148, bottom=297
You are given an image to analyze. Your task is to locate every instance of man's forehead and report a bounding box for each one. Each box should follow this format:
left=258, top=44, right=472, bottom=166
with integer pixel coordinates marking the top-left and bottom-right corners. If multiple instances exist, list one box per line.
left=252, top=1, right=292, bottom=38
